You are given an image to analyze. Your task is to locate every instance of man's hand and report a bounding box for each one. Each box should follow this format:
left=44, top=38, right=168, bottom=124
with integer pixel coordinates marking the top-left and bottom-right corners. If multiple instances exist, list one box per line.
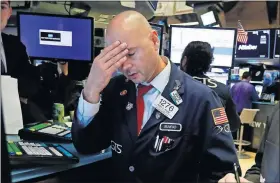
left=218, top=173, right=252, bottom=183
left=83, top=41, right=128, bottom=103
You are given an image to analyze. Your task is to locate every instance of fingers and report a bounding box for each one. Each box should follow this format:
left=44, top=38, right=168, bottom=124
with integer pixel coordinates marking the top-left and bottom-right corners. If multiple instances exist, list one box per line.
left=100, top=42, right=127, bottom=64
left=107, top=56, right=127, bottom=75
left=104, top=48, right=128, bottom=69
left=95, top=41, right=121, bottom=60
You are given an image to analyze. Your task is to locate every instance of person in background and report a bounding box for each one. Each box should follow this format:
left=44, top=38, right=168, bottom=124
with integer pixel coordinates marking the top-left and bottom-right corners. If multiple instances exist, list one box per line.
left=180, top=41, right=240, bottom=132
left=263, top=72, right=273, bottom=88
left=72, top=11, right=239, bottom=183
left=1, top=0, right=47, bottom=124
left=219, top=103, right=279, bottom=183
left=230, top=71, right=259, bottom=140
left=34, top=61, right=82, bottom=118
left=230, top=71, right=259, bottom=113
left=263, top=75, right=280, bottom=101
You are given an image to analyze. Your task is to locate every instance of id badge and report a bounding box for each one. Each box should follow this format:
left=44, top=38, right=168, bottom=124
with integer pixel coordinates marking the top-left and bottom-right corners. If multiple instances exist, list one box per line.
left=152, top=95, right=179, bottom=119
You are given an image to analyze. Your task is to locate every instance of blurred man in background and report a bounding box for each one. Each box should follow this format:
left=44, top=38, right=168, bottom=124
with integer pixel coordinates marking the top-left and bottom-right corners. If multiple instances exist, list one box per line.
left=180, top=41, right=240, bottom=132
left=1, top=0, right=46, bottom=124
left=230, top=72, right=259, bottom=113
left=219, top=103, right=279, bottom=183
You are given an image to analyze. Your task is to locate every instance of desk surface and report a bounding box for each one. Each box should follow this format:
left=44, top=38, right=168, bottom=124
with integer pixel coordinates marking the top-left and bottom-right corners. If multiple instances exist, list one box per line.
left=7, top=135, right=112, bottom=183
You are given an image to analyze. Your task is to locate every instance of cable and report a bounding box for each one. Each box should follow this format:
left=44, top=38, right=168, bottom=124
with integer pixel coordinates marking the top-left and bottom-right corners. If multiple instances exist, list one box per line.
left=64, top=1, right=71, bottom=15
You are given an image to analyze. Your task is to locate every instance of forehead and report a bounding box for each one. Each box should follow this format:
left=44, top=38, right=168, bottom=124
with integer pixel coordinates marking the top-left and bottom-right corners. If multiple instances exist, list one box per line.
left=106, top=30, right=142, bottom=48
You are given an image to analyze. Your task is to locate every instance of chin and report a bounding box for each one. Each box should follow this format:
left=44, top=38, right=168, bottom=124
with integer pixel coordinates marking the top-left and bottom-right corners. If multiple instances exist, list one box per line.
left=130, top=79, right=141, bottom=84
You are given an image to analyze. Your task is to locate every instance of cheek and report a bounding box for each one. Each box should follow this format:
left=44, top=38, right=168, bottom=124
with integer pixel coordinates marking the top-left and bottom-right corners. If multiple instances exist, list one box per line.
left=1, top=13, right=8, bottom=21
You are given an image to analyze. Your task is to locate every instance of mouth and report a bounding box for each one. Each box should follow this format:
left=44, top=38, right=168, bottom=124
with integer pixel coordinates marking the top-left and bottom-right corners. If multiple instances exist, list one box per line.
left=128, top=72, right=138, bottom=80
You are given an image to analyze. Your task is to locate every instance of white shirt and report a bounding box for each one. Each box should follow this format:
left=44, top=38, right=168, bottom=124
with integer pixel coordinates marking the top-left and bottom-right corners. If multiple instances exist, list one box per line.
left=0, top=34, right=7, bottom=73
left=77, top=57, right=171, bottom=128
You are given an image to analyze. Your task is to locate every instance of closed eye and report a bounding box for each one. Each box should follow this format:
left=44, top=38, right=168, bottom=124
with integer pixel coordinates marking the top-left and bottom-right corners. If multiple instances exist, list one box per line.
left=128, top=53, right=135, bottom=57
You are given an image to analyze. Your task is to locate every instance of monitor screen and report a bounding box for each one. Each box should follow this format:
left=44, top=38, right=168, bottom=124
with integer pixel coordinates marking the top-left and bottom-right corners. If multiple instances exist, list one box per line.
left=18, top=12, right=94, bottom=62
left=263, top=70, right=280, bottom=86
left=169, top=26, right=236, bottom=67
left=205, top=72, right=229, bottom=85
left=200, top=11, right=220, bottom=27
left=150, top=23, right=163, bottom=54
left=274, top=29, right=280, bottom=58
left=235, top=29, right=270, bottom=59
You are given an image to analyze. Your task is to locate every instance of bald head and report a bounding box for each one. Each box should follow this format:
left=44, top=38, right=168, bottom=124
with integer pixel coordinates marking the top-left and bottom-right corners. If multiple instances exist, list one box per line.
left=106, top=11, right=153, bottom=46
left=103, top=11, right=164, bottom=84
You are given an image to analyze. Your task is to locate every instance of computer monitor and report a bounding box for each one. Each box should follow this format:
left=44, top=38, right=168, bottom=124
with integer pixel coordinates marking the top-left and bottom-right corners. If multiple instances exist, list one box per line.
left=169, top=26, right=236, bottom=67
left=150, top=23, right=163, bottom=54
left=205, top=72, right=229, bottom=85
left=17, top=12, right=94, bottom=62
left=250, top=66, right=265, bottom=82
left=235, top=29, right=270, bottom=59
left=263, top=70, right=280, bottom=86
left=200, top=11, right=221, bottom=27
left=274, top=29, right=280, bottom=58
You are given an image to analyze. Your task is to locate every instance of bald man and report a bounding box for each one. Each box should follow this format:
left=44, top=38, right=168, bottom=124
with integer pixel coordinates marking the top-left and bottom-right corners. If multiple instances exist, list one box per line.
left=72, top=11, right=239, bottom=183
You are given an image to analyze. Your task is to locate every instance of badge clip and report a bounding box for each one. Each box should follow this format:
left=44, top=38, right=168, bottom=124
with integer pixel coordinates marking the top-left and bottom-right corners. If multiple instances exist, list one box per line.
left=170, top=90, right=183, bottom=105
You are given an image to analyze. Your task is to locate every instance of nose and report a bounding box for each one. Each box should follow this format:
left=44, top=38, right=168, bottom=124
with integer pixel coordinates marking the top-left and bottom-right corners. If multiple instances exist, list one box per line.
left=121, top=60, right=133, bottom=73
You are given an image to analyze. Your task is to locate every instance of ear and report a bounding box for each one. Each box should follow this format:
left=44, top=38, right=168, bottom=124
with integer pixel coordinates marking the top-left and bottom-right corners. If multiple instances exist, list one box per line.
left=8, top=7, right=12, bottom=19
left=150, top=30, right=159, bottom=51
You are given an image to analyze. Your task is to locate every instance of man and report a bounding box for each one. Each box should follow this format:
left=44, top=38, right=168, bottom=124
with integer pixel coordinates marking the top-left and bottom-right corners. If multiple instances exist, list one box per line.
left=1, top=0, right=45, bottom=123
left=230, top=72, right=259, bottom=113
left=219, top=103, right=279, bottom=183
left=72, top=11, right=239, bottom=182
left=180, top=41, right=241, bottom=132
left=263, top=75, right=280, bottom=101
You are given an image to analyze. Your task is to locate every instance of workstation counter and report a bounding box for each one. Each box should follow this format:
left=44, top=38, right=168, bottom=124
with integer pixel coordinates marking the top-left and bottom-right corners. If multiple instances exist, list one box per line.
left=250, top=101, right=277, bottom=150
left=7, top=135, right=112, bottom=183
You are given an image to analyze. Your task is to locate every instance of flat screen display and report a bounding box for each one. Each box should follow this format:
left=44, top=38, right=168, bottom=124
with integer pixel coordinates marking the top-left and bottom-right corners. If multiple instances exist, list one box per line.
left=170, top=26, right=236, bottom=67
left=235, top=29, right=270, bottom=59
left=274, top=29, right=280, bottom=58
left=200, top=11, right=220, bottom=27
left=263, top=70, right=280, bottom=86
left=205, top=72, right=229, bottom=85
left=18, top=12, right=94, bottom=62
left=150, top=23, right=163, bottom=54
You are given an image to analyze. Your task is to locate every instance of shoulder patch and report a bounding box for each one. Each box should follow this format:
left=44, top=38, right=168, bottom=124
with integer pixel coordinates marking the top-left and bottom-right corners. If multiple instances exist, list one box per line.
left=211, top=107, right=228, bottom=125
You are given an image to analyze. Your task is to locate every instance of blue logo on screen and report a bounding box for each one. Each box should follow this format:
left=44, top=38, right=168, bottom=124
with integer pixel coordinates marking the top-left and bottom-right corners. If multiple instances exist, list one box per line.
left=48, top=34, right=53, bottom=38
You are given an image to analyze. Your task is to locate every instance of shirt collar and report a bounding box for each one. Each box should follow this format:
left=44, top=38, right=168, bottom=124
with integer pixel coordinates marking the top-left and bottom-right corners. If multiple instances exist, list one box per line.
left=139, top=56, right=171, bottom=94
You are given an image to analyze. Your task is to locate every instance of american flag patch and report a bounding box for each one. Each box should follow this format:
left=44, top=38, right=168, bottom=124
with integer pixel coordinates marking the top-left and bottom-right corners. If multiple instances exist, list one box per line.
left=211, top=108, right=228, bottom=125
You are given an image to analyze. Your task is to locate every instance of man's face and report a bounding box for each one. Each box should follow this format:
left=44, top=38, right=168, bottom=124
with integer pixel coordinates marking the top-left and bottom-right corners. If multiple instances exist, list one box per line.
left=107, top=30, right=159, bottom=84
left=1, top=1, right=12, bottom=31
